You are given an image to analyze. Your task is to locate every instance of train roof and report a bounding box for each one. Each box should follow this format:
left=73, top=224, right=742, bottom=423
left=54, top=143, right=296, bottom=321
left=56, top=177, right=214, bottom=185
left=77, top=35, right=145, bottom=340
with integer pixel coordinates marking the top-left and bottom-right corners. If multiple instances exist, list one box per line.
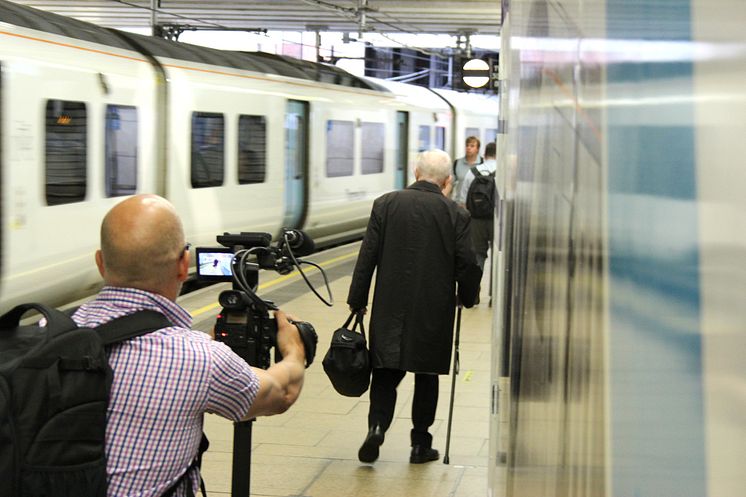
left=365, top=77, right=453, bottom=111
left=0, top=0, right=388, bottom=93
left=431, top=88, right=500, bottom=114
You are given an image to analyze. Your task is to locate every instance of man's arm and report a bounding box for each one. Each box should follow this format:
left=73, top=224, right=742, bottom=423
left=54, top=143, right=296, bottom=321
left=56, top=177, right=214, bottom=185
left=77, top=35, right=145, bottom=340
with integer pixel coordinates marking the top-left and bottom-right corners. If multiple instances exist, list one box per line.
left=242, top=310, right=305, bottom=419
left=347, top=201, right=382, bottom=310
left=455, top=170, right=474, bottom=207
left=454, top=208, right=482, bottom=307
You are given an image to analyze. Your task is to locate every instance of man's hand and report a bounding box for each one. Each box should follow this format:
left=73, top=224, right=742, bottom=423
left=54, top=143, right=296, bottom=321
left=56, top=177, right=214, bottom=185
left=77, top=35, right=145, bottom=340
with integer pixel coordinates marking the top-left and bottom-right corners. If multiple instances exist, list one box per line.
left=242, top=309, right=306, bottom=419
left=441, top=175, right=454, bottom=197
left=349, top=305, right=367, bottom=316
left=275, top=309, right=305, bottom=364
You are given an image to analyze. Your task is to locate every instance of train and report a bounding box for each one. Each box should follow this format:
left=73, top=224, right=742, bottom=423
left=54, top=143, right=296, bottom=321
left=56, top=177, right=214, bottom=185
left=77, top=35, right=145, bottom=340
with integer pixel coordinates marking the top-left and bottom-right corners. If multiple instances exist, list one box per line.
left=489, top=1, right=746, bottom=497
left=0, top=0, right=499, bottom=313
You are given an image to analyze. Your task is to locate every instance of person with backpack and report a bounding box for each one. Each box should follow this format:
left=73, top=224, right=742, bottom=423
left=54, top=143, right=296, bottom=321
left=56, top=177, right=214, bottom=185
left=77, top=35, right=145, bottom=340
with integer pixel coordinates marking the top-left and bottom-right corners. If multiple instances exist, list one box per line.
left=68, top=194, right=307, bottom=497
left=456, top=142, right=498, bottom=273
left=450, top=135, right=484, bottom=200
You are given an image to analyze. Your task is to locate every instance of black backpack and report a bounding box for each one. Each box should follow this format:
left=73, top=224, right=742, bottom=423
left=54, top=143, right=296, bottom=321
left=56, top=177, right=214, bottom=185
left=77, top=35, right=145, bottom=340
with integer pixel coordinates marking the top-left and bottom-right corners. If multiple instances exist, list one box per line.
left=465, top=166, right=496, bottom=219
left=322, top=312, right=371, bottom=397
left=0, top=303, right=193, bottom=497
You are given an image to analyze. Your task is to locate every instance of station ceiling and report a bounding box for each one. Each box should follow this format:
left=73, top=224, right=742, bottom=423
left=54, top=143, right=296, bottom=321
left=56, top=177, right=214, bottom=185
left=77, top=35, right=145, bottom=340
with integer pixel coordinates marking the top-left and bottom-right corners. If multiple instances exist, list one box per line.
left=9, top=1, right=501, bottom=36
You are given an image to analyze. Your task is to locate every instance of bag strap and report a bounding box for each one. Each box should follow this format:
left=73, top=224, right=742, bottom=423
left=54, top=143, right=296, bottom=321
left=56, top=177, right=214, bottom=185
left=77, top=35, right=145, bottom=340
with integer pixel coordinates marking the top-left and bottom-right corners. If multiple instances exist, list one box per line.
left=96, top=311, right=209, bottom=497
left=96, top=310, right=173, bottom=346
left=353, top=312, right=367, bottom=343
left=161, top=433, right=210, bottom=497
left=342, top=311, right=367, bottom=343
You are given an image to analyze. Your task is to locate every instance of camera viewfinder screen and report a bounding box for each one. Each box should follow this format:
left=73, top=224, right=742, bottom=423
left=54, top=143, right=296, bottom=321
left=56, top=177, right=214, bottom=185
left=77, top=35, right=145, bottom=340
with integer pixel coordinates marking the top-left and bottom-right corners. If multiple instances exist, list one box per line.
left=197, top=249, right=234, bottom=278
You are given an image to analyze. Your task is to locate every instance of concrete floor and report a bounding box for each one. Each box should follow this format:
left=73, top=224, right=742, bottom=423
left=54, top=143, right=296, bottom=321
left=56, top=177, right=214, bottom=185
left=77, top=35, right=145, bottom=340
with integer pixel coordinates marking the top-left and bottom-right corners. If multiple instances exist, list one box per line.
left=180, top=243, right=496, bottom=497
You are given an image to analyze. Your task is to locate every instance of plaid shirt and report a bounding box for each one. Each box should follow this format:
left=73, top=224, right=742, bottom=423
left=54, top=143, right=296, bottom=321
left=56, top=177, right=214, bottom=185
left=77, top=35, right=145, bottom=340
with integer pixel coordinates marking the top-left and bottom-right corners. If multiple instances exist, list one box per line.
left=72, top=287, right=260, bottom=497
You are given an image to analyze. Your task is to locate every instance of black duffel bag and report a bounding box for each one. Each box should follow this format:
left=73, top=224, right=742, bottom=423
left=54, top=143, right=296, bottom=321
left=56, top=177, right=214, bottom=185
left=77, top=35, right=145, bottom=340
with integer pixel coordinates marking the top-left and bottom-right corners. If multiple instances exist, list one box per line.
left=322, top=311, right=371, bottom=397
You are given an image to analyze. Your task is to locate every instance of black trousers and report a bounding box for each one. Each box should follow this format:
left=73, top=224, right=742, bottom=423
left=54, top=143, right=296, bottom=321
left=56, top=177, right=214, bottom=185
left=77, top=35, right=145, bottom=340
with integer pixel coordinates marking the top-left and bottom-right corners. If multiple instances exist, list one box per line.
left=471, top=217, right=494, bottom=270
left=367, top=367, right=439, bottom=447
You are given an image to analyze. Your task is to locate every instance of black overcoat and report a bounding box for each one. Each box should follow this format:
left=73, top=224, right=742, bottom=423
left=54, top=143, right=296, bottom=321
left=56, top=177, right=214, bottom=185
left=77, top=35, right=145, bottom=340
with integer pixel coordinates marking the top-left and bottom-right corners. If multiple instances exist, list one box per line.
left=347, top=180, right=481, bottom=374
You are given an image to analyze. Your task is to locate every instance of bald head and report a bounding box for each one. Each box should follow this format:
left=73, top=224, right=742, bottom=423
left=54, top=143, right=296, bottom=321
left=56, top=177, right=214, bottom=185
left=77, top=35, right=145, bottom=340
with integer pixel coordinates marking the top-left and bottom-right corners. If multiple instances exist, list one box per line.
left=415, top=149, right=452, bottom=187
left=97, top=194, right=187, bottom=299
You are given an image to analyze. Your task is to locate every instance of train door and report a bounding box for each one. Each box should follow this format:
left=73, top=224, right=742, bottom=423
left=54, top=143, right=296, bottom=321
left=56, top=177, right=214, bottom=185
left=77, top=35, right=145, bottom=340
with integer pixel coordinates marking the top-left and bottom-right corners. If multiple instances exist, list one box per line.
left=282, top=100, right=309, bottom=229
left=395, top=111, right=408, bottom=189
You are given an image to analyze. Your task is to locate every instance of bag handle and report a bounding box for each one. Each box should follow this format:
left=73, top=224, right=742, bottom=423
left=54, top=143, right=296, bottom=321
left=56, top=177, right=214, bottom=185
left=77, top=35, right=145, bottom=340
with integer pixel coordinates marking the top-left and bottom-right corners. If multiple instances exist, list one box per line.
left=342, top=311, right=367, bottom=342
left=0, top=302, right=77, bottom=336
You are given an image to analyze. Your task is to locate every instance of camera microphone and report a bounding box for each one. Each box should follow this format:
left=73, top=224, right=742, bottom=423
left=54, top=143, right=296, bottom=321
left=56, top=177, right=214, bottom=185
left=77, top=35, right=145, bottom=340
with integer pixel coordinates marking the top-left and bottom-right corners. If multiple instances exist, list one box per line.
left=217, top=232, right=271, bottom=249
left=282, top=228, right=315, bottom=257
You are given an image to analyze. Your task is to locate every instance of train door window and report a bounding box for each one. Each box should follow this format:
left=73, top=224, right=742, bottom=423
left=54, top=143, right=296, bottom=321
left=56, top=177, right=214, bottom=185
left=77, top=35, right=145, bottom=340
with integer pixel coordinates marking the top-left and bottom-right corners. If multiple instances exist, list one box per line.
left=435, top=126, right=446, bottom=150
left=418, top=125, right=431, bottom=152
left=485, top=128, right=498, bottom=145
left=361, top=122, right=384, bottom=174
left=45, top=99, right=87, bottom=205
left=326, top=120, right=354, bottom=177
left=395, top=111, right=409, bottom=189
left=238, top=115, right=266, bottom=184
left=465, top=127, right=480, bottom=141
left=191, top=112, right=224, bottom=188
left=105, top=105, right=138, bottom=197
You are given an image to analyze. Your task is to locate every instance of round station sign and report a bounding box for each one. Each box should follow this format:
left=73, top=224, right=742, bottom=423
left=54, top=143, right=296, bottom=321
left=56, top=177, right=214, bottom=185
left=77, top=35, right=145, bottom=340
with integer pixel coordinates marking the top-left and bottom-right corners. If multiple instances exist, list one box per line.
left=462, top=58, right=490, bottom=88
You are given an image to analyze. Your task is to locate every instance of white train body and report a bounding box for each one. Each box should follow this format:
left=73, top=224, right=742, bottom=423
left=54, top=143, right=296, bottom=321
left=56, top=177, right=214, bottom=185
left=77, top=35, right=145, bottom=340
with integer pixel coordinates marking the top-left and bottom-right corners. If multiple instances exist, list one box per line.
left=0, top=0, right=499, bottom=312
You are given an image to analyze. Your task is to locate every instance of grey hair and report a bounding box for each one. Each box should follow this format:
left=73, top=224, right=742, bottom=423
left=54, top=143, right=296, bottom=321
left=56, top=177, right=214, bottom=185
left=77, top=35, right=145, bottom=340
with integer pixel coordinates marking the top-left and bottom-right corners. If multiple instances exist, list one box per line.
left=415, top=149, right=452, bottom=183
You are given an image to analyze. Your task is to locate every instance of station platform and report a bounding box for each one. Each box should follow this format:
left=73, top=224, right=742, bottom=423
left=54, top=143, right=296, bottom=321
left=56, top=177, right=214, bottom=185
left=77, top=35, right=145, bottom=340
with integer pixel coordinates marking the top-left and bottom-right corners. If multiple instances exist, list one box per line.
left=176, top=241, right=497, bottom=497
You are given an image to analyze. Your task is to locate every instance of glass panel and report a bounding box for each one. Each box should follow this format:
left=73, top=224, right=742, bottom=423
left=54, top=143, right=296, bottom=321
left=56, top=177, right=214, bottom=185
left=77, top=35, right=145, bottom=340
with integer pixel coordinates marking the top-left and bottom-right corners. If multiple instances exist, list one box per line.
left=418, top=125, right=431, bottom=152
left=105, top=105, right=138, bottom=197
left=435, top=126, right=446, bottom=150
left=326, top=120, right=354, bottom=177
left=485, top=128, right=498, bottom=144
left=361, top=122, right=384, bottom=175
left=45, top=100, right=87, bottom=205
left=465, top=127, right=480, bottom=141
left=238, top=115, right=266, bottom=184
left=191, top=112, right=225, bottom=188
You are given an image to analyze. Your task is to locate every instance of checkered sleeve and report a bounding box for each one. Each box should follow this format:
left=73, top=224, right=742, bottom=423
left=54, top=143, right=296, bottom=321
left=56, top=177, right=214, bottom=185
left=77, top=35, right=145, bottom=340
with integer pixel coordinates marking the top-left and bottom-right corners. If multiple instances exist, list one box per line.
left=205, top=340, right=260, bottom=421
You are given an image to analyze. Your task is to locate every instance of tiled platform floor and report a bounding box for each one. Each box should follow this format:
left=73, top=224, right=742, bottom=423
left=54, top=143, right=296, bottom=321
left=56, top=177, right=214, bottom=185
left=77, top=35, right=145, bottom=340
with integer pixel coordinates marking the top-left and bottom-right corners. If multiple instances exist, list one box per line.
left=179, top=243, right=496, bottom=497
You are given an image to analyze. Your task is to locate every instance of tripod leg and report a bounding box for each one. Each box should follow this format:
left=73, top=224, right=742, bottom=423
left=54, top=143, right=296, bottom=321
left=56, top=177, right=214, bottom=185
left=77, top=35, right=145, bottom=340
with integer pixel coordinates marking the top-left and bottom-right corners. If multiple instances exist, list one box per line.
left=443, top=304, right=462, bottom=464
left=232, top=420, right=253, bottom=497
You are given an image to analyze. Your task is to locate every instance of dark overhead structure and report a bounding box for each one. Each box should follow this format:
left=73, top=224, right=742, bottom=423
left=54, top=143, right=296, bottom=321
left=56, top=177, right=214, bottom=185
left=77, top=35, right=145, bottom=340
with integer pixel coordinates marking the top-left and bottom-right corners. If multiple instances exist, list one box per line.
left=8, top=1, right=500, bottom=36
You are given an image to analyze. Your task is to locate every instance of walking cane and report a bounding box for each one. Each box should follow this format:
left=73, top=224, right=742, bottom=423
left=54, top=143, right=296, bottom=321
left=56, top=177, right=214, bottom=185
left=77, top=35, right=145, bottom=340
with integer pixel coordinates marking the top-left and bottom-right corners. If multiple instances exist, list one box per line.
left=443, top=302, right=463, bottom=464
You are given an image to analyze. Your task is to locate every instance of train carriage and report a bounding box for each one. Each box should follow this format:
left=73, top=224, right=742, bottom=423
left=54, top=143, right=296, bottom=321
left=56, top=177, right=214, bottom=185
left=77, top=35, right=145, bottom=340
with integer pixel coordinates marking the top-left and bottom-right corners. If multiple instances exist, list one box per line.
left=0, top=0, right=499, bottom=312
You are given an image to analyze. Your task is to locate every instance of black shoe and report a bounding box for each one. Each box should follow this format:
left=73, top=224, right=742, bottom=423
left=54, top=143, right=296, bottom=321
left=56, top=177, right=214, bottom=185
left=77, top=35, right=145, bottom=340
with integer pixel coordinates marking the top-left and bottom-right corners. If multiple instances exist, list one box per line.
left=409, top=445, right=439, bottom=464
left=358, top=425, right=384, bottom=463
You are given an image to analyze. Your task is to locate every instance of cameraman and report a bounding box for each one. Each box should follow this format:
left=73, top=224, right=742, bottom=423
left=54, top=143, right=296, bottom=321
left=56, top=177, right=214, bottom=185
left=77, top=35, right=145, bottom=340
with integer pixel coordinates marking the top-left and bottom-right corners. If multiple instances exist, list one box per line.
left=72, top=194, right=306, bottom=497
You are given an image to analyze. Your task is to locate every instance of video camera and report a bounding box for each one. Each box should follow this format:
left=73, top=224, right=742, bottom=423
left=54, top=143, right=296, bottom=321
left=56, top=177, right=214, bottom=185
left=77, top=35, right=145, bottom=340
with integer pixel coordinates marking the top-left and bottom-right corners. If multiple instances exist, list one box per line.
left=196, top=229, right=325, bottom=370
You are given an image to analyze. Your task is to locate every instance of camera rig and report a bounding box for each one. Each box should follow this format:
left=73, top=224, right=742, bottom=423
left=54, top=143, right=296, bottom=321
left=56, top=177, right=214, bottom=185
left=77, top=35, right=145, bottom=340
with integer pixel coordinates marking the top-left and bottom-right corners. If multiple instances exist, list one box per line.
left=196, top=229, right=331, bottom=497
left=196, top=229, right=329, bottom=370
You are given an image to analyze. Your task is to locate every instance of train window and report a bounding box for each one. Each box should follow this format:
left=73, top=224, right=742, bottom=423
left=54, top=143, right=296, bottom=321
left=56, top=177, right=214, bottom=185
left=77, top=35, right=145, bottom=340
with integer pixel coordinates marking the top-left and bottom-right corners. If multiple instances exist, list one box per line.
left=465, top=127, right=480, bottom=141
left=105, top=105, right=138, bottom=197
left=418, top=125, right=431, bottom=152
left=191, top=112, right=225, bottom=188
left=326, top=120, right=354, bottom=177
left=485, top=128, right=498, bottom=145
left=361, top=122, right=384, bottom=175
left=435, top=126, right=446, bottom=150
left=237, top=115, right=266, bottom=184
left=45, top=100, right=87, bottom=206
